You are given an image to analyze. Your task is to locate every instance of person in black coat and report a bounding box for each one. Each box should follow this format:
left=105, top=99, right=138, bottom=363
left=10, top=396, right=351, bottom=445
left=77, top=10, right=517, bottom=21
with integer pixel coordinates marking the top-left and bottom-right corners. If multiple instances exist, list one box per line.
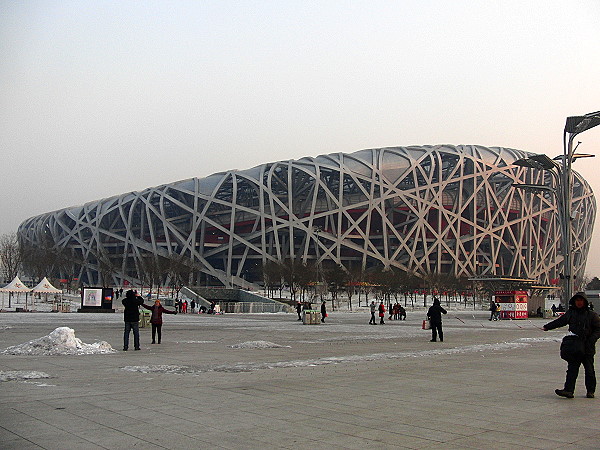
left=296, top=301, right=303, bottom=321
left=321, top=300, right=327, bottom=323
left=489, top=300, right=498, bottom=321
left=427, top=297, right=447, bottom=342
left=122, top=289, right=144, bottom=351
left=543, top=292, right=600, bottom=398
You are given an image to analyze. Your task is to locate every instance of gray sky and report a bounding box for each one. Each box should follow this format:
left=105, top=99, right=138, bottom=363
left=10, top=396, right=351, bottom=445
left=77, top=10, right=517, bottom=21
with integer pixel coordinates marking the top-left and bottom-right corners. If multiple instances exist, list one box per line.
left=2, top=1, right=600, bottom=274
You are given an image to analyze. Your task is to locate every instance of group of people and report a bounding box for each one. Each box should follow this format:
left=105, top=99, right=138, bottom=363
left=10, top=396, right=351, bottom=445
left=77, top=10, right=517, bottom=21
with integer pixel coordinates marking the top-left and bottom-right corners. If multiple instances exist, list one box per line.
left=389, top=302, right=406, bottom=321
left=121, top=286, right=600, bottom=400
left=122, top=289, right=177, bottom=350
left=489, top=301, right=501, bottom=320
left=295, top=300, right=327, bottom=323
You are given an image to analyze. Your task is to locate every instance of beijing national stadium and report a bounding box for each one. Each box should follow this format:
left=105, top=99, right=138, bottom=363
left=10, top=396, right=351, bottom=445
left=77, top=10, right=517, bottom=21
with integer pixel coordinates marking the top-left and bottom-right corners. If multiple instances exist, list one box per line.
left=17, top=145, right=596, bottom=289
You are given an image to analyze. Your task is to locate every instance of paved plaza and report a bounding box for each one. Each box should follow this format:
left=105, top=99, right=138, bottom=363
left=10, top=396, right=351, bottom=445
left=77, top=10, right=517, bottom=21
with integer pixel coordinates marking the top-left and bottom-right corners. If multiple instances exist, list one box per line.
left=1, top=307, right=599, bottom=449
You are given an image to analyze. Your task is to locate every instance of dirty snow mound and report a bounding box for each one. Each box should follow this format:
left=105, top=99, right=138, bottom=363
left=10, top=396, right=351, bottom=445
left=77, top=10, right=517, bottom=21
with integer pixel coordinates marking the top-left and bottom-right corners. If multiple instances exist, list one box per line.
left=229, top=340, right=290, bottom=349
left=2, top=327, right=116, bottom=355
left=0, top=371, right=51, bottom=382
left=122, top=365, right=191, bottom=374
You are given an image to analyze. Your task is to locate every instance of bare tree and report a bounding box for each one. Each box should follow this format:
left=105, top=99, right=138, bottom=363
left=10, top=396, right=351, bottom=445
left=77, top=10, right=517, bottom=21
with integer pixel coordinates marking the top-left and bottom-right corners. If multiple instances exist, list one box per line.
left=167, top=254, right=193, bottom=300
left=323, top=264, right=347, bottom=311
left=262, top=260, right=283, bottom=298
left=0, top=232, right=22, bottom=282
left=279, top=258, right=308, bottom=302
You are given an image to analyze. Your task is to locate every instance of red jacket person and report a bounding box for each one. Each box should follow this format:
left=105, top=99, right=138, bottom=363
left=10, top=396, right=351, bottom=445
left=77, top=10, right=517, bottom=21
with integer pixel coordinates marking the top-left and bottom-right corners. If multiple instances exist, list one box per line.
left=142, top=299, right=177, bottom=344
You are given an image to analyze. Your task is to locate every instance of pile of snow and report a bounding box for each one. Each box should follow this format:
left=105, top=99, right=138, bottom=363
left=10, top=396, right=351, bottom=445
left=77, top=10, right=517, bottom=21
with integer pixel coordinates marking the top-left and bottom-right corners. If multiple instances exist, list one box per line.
left=2, top=327, right=116, bottom=355
left=0, top=370, right=51, bottom=382
left=229, top=340, right=290, bottom=349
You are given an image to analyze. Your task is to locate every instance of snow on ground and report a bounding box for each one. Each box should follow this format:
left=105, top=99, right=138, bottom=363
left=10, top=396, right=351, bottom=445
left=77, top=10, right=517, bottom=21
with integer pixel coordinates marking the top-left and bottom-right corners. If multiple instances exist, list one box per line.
left=518, top=336, right=562, bottom=342
left=120, top=339, right=541, bottom=375
left=0, top=370, right=51, bottom=382
left=229, top=340, right=291, bottom=349
left=122, top=365, right=193, bottom=374
left=2, top=326, right=116, bottom=356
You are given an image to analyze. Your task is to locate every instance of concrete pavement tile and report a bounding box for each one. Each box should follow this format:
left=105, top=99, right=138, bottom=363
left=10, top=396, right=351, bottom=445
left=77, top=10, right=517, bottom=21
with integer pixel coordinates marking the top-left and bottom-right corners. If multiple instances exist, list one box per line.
left=556, top=442, right=600, bottom=450
left=515, top=422, right=599, bottom=444
left=317, top=432, right=413, bottom=449
left=71, top=428, right=158, bottom=448
left=32, top=438, right=109, bottom=450
left=0, top=419, right=62, bottom=437
left=447, top=429, right=565, bottom=450
left=0, top=440, right=44, bottom=450
left=121, top=423, right=212, bottom=448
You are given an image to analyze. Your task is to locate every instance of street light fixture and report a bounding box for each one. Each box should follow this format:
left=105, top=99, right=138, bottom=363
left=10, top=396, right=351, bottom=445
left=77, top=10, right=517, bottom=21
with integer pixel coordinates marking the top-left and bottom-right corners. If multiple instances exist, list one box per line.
left=512, top=111, right=600, bottom=306
left=561, top=111, right=600, bottom=303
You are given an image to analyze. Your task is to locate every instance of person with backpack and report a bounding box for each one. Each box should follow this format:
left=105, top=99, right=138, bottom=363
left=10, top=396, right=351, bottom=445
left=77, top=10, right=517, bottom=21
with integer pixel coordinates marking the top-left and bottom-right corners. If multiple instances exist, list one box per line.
left=543, top=292, right=600, bottom=399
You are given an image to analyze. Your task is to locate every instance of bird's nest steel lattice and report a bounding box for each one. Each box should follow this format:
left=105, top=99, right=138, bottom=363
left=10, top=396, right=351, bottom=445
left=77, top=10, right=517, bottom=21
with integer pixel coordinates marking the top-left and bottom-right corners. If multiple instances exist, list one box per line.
left=18, top=145, right=595, bottom=288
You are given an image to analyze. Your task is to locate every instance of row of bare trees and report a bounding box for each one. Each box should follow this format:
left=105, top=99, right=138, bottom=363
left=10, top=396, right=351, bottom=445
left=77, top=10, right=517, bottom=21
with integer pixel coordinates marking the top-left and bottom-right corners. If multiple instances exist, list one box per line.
left=261, top=258, right=489, bottom=310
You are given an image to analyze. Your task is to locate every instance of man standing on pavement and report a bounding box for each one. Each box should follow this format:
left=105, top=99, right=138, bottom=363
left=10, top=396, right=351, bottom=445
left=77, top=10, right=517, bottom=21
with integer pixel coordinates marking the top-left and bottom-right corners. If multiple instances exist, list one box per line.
left=543, top=292, right=600, bottom=399
left=427, top=297, right=447, bottom=342
left=369, top=301, right=376, bottom=325
left=122, top=289, right=144, bottom=351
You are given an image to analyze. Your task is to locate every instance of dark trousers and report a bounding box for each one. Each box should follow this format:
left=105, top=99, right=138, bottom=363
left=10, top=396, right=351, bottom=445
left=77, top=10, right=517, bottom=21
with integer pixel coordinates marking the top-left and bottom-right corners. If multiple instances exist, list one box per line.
left=379, top=315, right=385, bottom=324
left=431, top=322, right=443, bottom=341
left=151, top=323, right=162, bottom=343
left=124, top=321, right=140, bottom=350
left=565, top=354, right=596, bottom=393
left=369, top=312, right=376, bottom=324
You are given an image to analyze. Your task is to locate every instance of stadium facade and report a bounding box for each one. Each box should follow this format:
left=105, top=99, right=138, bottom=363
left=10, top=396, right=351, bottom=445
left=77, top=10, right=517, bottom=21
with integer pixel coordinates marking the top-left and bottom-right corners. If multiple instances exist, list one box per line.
left=18, top=145, right=596, bottom=288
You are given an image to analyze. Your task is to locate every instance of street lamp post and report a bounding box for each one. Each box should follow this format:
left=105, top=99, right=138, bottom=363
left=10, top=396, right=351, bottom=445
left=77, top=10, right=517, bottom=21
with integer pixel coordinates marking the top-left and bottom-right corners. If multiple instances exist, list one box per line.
left=513, top=111, right=600, bottom=306
left=561, top=112, right=600, bottom=302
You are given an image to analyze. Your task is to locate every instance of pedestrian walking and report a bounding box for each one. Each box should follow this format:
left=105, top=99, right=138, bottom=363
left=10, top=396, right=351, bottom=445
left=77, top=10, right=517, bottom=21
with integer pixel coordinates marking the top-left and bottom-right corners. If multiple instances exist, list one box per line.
left=369, top=301, right=376, bottom=324
left=142, top=299, right=177, bottom=344
left=190, top=300, right=196, bottom=313
left=489, top=300, right=498, bottom=321
left=543, top=292, right=600, bottom=399
left=122, top=290, right=144, bottom=351
left=378, top=301, right=386, bottom=324
left=296, top=301, right=303, bottom=321
left=427, top=297, right=447, bottom=342
left=321, top=300, right=327, bottom=323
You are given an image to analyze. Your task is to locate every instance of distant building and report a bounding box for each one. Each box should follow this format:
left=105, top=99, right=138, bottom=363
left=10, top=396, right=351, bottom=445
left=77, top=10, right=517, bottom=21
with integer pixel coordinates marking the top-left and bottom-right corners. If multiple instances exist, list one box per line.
left=18, top=145, right=595, bottom=288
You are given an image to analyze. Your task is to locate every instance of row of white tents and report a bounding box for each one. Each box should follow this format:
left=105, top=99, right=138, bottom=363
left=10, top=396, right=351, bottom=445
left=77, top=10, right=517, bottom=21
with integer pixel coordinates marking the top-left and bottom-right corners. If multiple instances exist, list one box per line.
left=0, top=276, right=63, bottom=311
left=0, top=276, right=63, bottom=294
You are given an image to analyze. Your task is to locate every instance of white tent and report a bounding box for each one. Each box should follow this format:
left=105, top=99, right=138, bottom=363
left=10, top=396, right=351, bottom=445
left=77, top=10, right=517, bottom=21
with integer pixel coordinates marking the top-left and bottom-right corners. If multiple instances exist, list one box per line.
left=31, top=277, right=63, bottom=294
left=0, top=276, right=31, bottom=310
left=31, top=277, right=64, bottom=312
left=0, top=276, right=31, bottom=292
